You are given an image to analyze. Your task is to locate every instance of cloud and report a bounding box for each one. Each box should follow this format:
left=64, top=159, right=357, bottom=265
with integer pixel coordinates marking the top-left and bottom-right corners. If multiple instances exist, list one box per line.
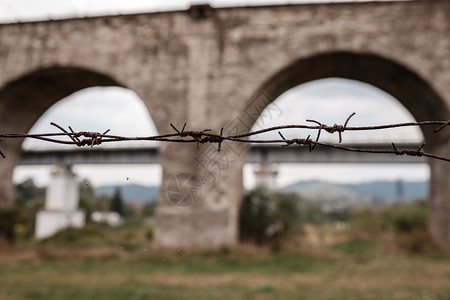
left=0, top=0, right=409, bottom=22
left=13, top=164, right=162, bottom=187
left=252, top=78, right=423, bottom=143
left=23, top=87, right=159, bottom=150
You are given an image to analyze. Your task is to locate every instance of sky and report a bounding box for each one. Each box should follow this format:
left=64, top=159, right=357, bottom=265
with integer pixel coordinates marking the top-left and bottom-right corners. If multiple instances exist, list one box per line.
left=3, top=0, right=427, bottom=189
left=0, top=0, right=405, bottom=23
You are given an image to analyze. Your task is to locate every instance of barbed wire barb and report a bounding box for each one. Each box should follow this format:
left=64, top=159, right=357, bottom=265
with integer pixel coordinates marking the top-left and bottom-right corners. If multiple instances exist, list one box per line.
left=0, top=140, right=5, bottom=158
left=391, top=142, right=425, bottom=157
left=200, top=127, right=224, bottom=151
left=170, top=122, right=212, bottom=148
left=278, top=131, right=313, bottom=152
left=434, top=121, right=450, bottom=133
left=306, top=112, right=356, bottom=147
left=51, top=122, right=110, bottom=148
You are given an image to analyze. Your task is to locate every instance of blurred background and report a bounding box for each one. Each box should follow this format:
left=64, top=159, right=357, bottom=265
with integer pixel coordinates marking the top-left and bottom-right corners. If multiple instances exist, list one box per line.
left=1, top=1, right=449, bottom=300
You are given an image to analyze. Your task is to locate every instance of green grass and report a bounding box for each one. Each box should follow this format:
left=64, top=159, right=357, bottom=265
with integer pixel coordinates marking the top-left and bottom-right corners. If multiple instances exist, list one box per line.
left=1, top=249, right=450, bottom=300
left=330, top=239, right=378, bottom=256
left=2, top=221, right=450, bottom=300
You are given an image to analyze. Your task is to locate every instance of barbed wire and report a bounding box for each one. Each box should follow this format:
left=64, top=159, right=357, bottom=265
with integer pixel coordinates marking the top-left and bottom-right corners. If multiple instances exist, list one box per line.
left=0, top=113, right=449, bottom=162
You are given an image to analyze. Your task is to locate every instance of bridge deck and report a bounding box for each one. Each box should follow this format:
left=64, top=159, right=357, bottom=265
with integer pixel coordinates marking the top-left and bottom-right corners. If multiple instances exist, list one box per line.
left=18, top=144, right=427, bottom=165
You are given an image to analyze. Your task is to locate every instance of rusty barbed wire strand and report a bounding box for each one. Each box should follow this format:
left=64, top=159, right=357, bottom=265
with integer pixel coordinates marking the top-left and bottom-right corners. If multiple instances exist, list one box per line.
left=229, top=113, right=450, bottom=139
left=225, top=136, right=450, bottom=162
left=0, top=113, right=449, bottom=162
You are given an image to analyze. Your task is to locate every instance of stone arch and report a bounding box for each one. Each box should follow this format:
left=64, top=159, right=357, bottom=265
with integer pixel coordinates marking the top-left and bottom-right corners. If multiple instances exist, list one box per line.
left=0, top=66, right=145, bottom=209
left=0, top=66, right=125, bottom=133
left=239, top=51, right=450, bottom=248
left=242, top=51, right=449, bottom=147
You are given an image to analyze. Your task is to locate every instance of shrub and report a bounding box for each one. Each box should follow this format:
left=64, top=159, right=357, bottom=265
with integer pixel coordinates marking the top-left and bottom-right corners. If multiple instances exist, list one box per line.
left=0, top=208, right=20, bottom=242
left=16, top=197, right=45, bottom=239
left=386, top=200, right=436, bottom=254
left=144, top=225, right=153, bottom=240
left=388, top=201, right=427, bottom=233
left=40, top=225, right=103, bottom=245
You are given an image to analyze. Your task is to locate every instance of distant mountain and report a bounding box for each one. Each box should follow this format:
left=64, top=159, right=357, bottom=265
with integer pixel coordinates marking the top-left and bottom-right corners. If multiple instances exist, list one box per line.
left=95, top=184, right=158, bottom=204
left=282, top=180, right=428, bottom=208
left=343, top=181, right=428, bottom=203
left=282, top=180, right=371, bottom=210
left=94, top=180, right=428, bottom=207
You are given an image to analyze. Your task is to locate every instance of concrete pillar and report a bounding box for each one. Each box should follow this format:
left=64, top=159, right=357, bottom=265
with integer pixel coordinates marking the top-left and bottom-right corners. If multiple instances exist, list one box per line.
left=35, top=165, right=84, bottom=239
left=428, top=140, right=450, bottom=250
left=152, top=21, right=246, bottom=249
left=254, top=164, right=278, bottom=190
left=154, top=142, right=244, bottom=249
left=0, top=161, right=16, bottom=210
left=0, top=140, right=21, bottom=210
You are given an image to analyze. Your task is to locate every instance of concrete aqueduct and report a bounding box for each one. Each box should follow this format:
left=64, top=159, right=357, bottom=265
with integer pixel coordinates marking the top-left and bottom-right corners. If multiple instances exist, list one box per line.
left=0, top=1, right=449, bottom=248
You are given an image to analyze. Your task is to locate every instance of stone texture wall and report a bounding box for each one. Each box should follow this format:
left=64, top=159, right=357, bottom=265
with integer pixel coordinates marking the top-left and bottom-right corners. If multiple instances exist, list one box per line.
left=0, top=0, right=449, bottom=247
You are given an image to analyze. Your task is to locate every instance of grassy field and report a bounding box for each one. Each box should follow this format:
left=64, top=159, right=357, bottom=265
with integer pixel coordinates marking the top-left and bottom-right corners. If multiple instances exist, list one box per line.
left=1, top=225, right=450, bottom=300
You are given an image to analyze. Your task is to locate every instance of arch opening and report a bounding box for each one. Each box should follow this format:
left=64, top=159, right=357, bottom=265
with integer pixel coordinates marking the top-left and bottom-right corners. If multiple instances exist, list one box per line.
left=246, top=78, right=429, bottom=200
left=0, top=66, right=161, bottom=210
left=239, top=51, right=450, bottom=249
left=242, top=52, right=449, bottom=148
left=15, top=85, right=161, bottom=187
left=0, top=66, right=122, bottom=134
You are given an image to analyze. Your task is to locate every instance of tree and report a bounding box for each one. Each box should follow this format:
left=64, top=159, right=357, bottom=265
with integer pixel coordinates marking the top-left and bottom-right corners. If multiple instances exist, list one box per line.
left=15, top=178, right=44, bottom=206
left=142, top=201, right=155, bottom=217
left=239, top=186, right=301, bottom=245
left=9, top=179, right=45, bottom=240
left=79, top=179, right=95, bottom=222
left=110, top=187, right=124, bottom=216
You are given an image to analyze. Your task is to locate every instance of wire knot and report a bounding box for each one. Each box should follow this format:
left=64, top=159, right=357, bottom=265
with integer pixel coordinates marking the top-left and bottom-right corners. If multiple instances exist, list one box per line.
left=325, top=124, right=345, bottom=134
left=278, top=132, right=313, bottom=152
left=51, top=123, right=110, bottom=148
left=392, top=143, right=425, bottom=157
left=73, top=132, right=106, bottom=147
left=170, top=123, right=212, bottom=148
left=200, top=128, right=224, bottom=151
left=306, top=112, right=355, bottom=149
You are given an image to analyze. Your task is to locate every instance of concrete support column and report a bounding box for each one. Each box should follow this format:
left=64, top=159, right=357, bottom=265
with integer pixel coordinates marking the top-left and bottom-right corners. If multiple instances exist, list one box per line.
left=154, top=142, right=244, bottom=249
left=429, top=140, right=450, bottom=250
left=0, top=140, right=21, bottom=210
left=0, top=161, right=16, bottom=210
left=254, top=164, right=278, bottom=190
left=35, top=165, right=84, bottom=239
left=152, top=19, right=244, bottom=249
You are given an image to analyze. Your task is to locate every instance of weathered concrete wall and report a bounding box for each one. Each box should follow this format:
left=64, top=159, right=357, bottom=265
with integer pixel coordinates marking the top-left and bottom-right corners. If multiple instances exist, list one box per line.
left=0, top=1, right=449, bottom=247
